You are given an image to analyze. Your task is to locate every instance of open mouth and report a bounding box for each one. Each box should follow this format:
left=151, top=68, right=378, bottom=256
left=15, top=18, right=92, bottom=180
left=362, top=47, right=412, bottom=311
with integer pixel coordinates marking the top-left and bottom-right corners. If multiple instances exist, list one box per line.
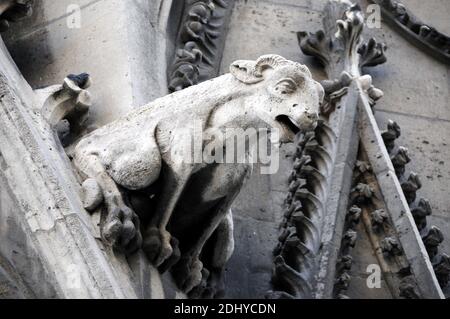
left=275, top=115, right=301, bottom=136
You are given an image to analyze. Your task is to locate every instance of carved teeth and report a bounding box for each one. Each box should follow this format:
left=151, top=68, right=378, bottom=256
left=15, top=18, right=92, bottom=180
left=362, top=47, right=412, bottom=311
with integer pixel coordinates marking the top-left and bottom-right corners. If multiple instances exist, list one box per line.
left=359, top=75, right=373, bottom=89
left=368, top=87, right=384, bottom=101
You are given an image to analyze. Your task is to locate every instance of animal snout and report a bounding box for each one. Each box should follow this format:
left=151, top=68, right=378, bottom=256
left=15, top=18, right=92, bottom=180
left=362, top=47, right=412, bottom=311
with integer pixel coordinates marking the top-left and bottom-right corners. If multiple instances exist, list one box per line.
left=303, top=106, right=319, bottom=122
left=305, top=109, right=319, bottom=126
left=296, top=108, right=319, bottom=132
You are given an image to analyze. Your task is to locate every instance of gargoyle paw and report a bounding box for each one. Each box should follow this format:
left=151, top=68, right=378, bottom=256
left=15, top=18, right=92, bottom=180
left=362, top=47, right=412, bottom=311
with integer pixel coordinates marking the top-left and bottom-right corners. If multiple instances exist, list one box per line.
left=143, top=227, right=173, bottom=267
left=173, top=256, right=204, bottom=294
left=188, top=267, right=225, bottom=299
left=102, top=204, right=143, bottom=254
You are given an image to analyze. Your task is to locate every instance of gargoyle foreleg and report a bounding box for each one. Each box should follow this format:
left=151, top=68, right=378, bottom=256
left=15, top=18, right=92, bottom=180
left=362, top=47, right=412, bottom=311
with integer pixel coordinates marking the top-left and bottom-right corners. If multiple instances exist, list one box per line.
left=74, top=154, right=142, bottom=253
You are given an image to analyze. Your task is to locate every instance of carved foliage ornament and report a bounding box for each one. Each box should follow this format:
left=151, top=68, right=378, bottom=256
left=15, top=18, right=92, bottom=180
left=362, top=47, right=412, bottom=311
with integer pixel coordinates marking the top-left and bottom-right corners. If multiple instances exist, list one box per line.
left=270, top=0, right=387, bottom=299
left=298, top=0, right=387, bottom=78
left=371, top=0, right=450, bottom=65
left=168, top=0, right=232, bottom=92
left=382, top=121, right=449, bottom=291
left=269, top=122, right=335, bottom=299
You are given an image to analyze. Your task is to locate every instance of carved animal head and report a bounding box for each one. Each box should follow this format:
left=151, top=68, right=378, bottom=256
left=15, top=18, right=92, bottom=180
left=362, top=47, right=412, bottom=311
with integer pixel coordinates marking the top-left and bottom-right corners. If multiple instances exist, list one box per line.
left=230, top=54, right=323, bottom=142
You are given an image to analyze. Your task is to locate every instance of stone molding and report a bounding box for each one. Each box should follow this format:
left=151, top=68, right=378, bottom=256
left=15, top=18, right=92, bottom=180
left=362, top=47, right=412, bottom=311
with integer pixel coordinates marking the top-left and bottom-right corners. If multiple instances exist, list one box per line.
left=371, top=0, right=450, bottom=65
left=168, top=0, right=234, bottom=92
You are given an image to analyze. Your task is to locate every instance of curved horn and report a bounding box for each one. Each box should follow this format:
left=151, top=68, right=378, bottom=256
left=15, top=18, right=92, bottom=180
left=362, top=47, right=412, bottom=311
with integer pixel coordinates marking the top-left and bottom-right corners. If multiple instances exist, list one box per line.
left=253, top=54, right=290, bottom=76
left=230, top=55, right=297, bottom=84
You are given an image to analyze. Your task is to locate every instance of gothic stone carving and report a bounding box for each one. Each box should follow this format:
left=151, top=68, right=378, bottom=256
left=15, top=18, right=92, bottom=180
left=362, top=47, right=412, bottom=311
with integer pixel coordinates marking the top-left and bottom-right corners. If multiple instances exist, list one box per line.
left=270, top=0, right=388, bottom=299
left=298, top=1, right=387, bottom=79
left=0, top=0, right=33, bottom=32
left=382, top=120, right=449, bottom=291
left=371, top=0, right=450, bottom=65
left=168, top=0, right=233, bottom=92
left=269, top=121, right=335, bottom=299
left=333, top=205, right=361, bottom=299
left=347, top=147, right=426, bottom=298
left=72, top=55, right=323, bottom=296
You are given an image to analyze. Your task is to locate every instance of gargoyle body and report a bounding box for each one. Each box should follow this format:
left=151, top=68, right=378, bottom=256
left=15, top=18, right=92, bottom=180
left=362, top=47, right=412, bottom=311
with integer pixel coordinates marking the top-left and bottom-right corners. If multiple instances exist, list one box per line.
left=73, top=55, right=323, bottom=297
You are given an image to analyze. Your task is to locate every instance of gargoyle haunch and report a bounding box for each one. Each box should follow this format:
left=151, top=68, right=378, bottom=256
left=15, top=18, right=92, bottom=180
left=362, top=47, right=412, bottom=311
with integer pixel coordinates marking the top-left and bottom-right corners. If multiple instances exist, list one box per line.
left=73, top=55, right=323, bottom=296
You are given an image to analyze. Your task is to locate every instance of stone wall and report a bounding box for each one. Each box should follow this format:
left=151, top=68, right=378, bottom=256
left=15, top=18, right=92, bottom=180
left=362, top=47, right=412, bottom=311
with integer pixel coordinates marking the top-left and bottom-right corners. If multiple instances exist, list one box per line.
left=3, top=0, right=177, bottom=126
left=2, top=0, right=449, bottom=299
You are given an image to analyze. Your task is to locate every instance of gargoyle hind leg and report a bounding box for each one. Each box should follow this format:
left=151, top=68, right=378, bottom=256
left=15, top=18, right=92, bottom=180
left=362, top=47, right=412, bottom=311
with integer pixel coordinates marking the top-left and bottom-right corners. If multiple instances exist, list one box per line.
left=143, top=166, right=192, bottom=267
left=75, top=155, right=142, bottom=253
left=176, top=198, right=236, bottom=295
left=189, top=209, right=235, bottom=299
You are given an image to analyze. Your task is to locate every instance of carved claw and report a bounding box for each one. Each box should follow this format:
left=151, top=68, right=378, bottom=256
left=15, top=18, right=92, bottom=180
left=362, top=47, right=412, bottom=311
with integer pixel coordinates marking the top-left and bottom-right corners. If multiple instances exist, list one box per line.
left=158, top=237, right=181, bottom=273
left=188, top=267, right=225, bottom=299
left=173, top=256, right=204, bottom=294
left=101, top=203, right=142, bottom=254
left=188, top=267, right=211, bottom=299
left=143, top=227, right=174, bottom=267
left=207, top=268, right=226, bottom=299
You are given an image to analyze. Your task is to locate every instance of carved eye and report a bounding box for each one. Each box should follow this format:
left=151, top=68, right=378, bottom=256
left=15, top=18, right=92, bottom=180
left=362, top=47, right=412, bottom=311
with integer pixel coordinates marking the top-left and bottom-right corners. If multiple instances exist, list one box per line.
left=273, top=78, right=297, bottom=95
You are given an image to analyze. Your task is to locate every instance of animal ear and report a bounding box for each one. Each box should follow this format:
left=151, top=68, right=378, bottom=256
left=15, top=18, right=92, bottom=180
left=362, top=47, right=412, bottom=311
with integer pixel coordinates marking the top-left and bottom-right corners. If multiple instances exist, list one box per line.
left=273, top=78, right=298, bottom=95
left=230, top=60, right=264, bottom=84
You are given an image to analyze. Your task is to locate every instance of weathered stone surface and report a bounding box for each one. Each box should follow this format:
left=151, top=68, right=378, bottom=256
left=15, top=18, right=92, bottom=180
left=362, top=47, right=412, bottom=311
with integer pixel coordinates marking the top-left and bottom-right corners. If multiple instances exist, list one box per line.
left=401, top=0, right=450, bottom=35
left=1, top=42, right=132, bottom=298
left=73, top=54, right=322, bottom=295
left=0, top=0, right=33, bottom=32
left=375, top=111, right=450, bottom=255
left=0, top=0, right=449, bottom=300
left=362, top=2, right=450, bottom=121
left=224, top=215, right=278, bottom=298
left=81, top=178, right=103, bottom=212
left=359, top=90, right=443, bottom=298
left=3, top=0, right=175, bottom=125
left=220, top=0, right=328, bottom=79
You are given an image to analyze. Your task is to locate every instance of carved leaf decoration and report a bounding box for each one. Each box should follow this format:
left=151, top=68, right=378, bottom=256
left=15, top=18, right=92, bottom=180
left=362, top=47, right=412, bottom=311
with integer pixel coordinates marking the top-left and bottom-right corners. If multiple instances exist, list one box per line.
left=168, top=0, right=231, bottom=92
left=372, top=0, right=450, bottom=64
left=358, top=37, right=388, bottom=68
left=298, top=30, right=332, bottom=68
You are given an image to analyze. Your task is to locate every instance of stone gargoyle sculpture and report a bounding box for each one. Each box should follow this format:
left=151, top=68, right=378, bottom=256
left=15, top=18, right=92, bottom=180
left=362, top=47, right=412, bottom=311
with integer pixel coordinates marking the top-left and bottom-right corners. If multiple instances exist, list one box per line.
left=72, top=54, right=324, bottom=297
